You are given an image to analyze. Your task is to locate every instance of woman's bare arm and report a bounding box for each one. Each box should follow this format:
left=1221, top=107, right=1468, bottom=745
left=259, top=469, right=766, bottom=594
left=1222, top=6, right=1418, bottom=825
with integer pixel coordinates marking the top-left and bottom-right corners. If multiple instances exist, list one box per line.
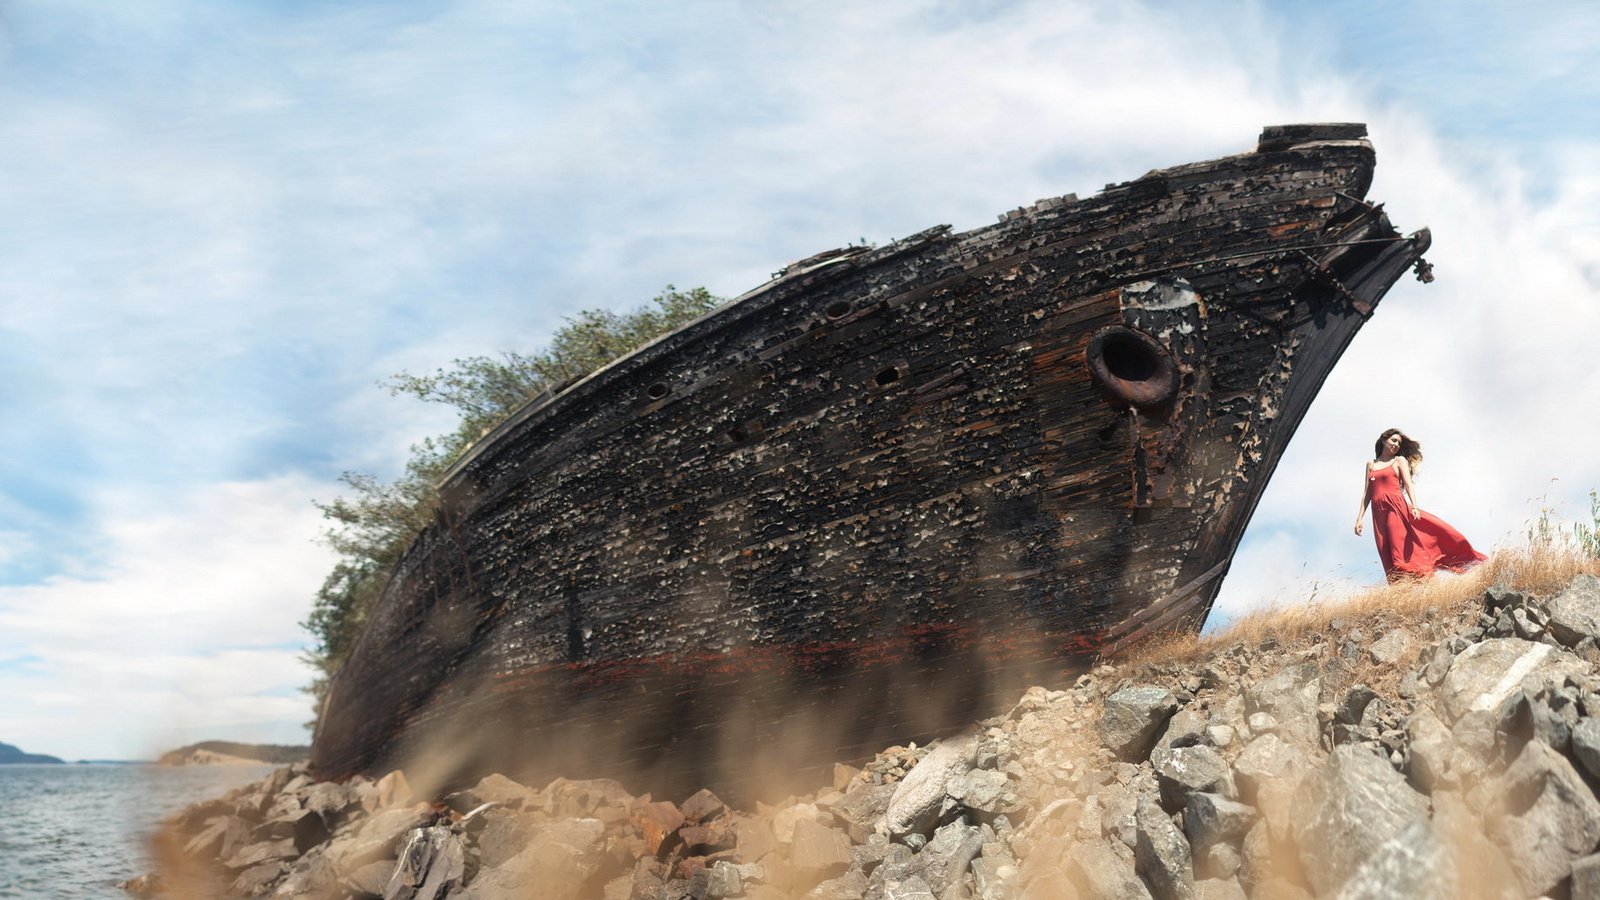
left=1355, top=463, right=1371, bottom=535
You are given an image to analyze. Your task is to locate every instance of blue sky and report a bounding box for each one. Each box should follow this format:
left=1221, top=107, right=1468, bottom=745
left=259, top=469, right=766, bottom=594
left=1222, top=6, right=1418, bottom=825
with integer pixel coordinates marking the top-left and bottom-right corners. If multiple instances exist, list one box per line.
left=2, top=0, right=1597, bottom=759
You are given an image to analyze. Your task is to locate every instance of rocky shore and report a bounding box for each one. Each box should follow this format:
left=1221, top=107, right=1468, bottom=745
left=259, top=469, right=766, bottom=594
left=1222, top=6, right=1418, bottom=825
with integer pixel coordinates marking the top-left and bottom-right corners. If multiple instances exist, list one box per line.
left=136, top=572, right=1600, bottom=899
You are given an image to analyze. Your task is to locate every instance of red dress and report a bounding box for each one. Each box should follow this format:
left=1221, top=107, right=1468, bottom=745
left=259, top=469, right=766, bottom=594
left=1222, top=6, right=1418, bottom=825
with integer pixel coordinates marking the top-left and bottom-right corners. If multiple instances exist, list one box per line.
left=1367, top=463, right=1486, bottom=581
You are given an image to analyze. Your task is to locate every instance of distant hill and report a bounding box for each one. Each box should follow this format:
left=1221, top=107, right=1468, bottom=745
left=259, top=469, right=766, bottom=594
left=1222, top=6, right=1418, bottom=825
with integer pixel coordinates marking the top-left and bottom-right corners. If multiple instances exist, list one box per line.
left=158, top=741, right=309, bottom=766
left=0, top=741, right=65, bottom=765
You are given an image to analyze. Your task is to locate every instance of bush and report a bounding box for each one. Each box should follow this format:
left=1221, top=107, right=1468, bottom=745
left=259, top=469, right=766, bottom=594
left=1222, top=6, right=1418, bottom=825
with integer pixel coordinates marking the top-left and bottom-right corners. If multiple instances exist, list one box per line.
left=301, top=286, right=722, bottom=722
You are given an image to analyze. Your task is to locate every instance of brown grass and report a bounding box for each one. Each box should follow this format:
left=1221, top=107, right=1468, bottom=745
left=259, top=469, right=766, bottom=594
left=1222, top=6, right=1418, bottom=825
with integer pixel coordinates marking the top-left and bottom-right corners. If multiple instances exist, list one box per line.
left=1126, top=542, right=1600, bottom=671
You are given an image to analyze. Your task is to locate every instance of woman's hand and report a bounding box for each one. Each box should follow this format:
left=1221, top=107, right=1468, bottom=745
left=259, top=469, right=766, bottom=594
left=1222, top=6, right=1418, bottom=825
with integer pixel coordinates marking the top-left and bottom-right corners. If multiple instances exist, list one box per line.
left=1409, top=506, right=1420, bottom=520
left=1354, top=520, right=1364, bottom=536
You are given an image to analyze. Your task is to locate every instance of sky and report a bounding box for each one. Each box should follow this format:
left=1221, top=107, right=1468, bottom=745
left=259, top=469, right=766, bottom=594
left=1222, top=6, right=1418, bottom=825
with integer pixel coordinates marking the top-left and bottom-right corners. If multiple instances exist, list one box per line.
left=1, top=0, right=1597, bottom=761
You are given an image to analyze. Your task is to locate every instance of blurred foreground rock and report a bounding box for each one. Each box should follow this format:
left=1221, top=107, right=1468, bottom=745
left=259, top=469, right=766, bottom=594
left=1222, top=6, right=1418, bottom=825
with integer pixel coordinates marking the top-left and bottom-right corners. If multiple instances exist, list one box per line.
left=135, top=572, right=1600, bottom=898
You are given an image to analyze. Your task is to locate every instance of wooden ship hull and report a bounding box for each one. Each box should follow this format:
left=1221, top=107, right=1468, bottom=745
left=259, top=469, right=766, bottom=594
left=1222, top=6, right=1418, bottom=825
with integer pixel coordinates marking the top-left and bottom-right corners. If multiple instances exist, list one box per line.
left=312, top=124, right=1430, bottom=798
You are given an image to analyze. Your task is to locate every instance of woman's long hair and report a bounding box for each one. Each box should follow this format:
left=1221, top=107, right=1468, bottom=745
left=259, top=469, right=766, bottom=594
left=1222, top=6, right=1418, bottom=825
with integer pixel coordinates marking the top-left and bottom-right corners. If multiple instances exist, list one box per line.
left=1375, top=427, right=1423, bottom=475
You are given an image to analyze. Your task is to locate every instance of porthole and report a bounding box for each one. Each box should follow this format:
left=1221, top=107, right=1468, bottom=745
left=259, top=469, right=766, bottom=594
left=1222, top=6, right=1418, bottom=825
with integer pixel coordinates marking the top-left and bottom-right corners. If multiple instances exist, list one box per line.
left=645, top=381, right=670, bottom=400
left=1086, top=326, right=1178, bottom=408
left=825, top=300, right=853, bottom=320
left=874, top=366, right=902, bottom=387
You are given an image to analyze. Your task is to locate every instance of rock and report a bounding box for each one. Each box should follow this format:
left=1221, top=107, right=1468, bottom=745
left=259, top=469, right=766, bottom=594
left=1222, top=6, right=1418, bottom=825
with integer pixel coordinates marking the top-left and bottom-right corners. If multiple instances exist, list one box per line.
left=303, top=782, right=359, bottom=825
left=293, top=809, right=332, bottom=856
left=184, top=814, right=250, bottom=859
left=1205, top=726, right=1235, bottom=749
left=634, top=800, right=686, bottom=854
left=459, top=818, right=605, bottom=900
left=271, top=855, right=340, bottom=899
left=324, top=806, right=432, bottom=872
left=690, top=860, right=743, bottom=899
left=735, top=817, right=781, bottom=862
left=545, top=777, right=632, bottom=818
left=948, top=768, right=1013, bottom=815
left=226, top=838, right=297, bottom=870
left=1154, top=709, right=1209, bottom=754
left=1066, top=840, right=1153, bottom=900
left=903, top=818, right=985, bottom=895
left=681, top=788, right=726, bottom=824
left=1403, top=705, right=1455, bottom=792
left=1549, top=574, right=1600, bottom=646
left=1290, top=745, right=1429, bottom=897
left=1101, top=686, right=1179, bottom=761
left=374, top=770, right=414, bottom=808
left=1334, top=686, right=1378, bottom=726
left=1193, top=878, right=1246, bottom=900
left=1486, top=739, right=1600, bottom=896
left=884, top=736, right=978, bottom=837
left=1153, top=745, right=1235, bottom=811
left=1244, top=664, right=1321, bottom=747
left=457, top=773, right=537, bottom=810
left=1329, top=819, right=1455, bottom=899
left=1574, top=716, right=1600, bottom=780
left=773, top=802, right=822, bottom=843
left=118, top=873, right=163, bottom=898
left=804, top=868, right=867, bottom=900
left=1134, top=795, right=1194, bottom=900
left=834, top=782, right=895, bottom=843
left=1245, top=712, right=1278, bottom=736
left=880, top=874, right=938, bottom=899
left=345, top=860, right=395, bottom=898
left=1436, top=638, right=1587, bottom=724
left=1196, top=843, right=1241, bottom=881
left=790, top=817, right=852, bottom=881
left=1368, top=631, right=1410, bottom=666
left=1572, top=852, right=1600, bottom=900
left=232, top=860, right=289, bottom=896
left=383, top=826, right=465, bottom=900
left=1184, top=793, right=1254, bottom=854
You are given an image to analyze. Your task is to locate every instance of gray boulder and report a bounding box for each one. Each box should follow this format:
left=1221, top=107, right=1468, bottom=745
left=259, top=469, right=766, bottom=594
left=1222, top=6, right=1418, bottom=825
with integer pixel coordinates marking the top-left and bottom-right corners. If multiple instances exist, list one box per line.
left=1290, top=745, right=1430, bottom=897
left=1330, top=820, right=1455, bottom=900
left=1368, top=631, right=1411, bottom=666
left=1244, top=664, right=1321, bottom=748
left=1403, top=705, right=1455, bottom=792
left=1486, top=739, right=1600, bottom=896
left=1437, top=638, right=1586, bottom=724
left=1230, top=734, right=1305, bottom=805
left=883, top=736, right=977, bottom=837
left=1153, top=708, right=1210, bottom=754
left=899, top=819, right=984, bottom=896
left=1572, top=852, right=1600, bottom=900
left=1134, top=795, right=1194, bottom=900
left=790, top=817, right=853, bottom=881
left=458, top=818, right=605, bottom=900
left=1549, top=574, right=1600, bottom=647
left=1153, top=745, right=1235, bottom=812
left=1184, top=793, right=1254, bottom=854
left=1101, top=685, right=1180, bottom=761
left=1067, top=840, right=1153, bottom=900
left=383, top=826, right=464, bottom=900
left=1574, top=716, right=1600, bottom=780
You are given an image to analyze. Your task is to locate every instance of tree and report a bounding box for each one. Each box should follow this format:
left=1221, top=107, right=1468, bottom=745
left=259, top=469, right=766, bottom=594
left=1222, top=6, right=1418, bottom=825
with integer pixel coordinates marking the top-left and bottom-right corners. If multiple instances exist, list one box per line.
left=301, top=286, right=722, bottom=720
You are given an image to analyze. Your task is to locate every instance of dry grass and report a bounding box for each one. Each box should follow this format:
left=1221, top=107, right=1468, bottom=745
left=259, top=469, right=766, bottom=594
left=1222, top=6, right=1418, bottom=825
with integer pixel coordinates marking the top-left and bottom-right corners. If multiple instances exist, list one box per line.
left=1126, top=542, right=1600, bottom=671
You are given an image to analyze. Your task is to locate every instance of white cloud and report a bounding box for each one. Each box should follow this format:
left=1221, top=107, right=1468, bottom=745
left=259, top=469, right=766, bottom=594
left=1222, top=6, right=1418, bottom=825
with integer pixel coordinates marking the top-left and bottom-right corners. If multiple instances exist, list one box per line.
left=0, top=476, right=335, bottom=759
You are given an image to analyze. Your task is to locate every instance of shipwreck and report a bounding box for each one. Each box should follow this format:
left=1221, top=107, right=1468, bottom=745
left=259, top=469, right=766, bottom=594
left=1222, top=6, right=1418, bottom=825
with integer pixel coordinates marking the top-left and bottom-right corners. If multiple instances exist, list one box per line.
left=312, top=124, right=1431, bottom=799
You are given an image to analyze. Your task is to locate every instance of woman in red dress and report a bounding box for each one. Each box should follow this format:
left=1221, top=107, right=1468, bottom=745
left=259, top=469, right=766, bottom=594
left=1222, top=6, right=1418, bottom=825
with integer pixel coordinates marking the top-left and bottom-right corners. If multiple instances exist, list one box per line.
left=1353, top=428, right=1486, bottom=581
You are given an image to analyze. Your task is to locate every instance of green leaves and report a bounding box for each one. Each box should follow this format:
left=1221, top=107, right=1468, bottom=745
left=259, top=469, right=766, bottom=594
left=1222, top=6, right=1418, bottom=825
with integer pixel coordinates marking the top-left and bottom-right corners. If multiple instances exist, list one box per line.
left=300, top=285, right=722, bottom=719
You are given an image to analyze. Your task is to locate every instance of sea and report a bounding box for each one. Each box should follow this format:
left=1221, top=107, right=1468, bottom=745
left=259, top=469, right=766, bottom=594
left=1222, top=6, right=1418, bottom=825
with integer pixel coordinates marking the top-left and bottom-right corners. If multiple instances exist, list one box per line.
left=0, top=762, right=277, bottom=899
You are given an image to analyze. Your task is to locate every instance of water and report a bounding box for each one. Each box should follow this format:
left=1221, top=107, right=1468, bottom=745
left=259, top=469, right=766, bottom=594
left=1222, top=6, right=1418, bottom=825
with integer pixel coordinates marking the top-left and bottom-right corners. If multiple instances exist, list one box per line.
left=0, top=763, right=277, bottom=899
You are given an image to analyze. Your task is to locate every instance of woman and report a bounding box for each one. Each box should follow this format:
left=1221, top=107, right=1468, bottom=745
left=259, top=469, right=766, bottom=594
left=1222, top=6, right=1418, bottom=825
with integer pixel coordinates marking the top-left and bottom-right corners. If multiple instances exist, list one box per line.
left=1354, top=428, right=1486, bottom=581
